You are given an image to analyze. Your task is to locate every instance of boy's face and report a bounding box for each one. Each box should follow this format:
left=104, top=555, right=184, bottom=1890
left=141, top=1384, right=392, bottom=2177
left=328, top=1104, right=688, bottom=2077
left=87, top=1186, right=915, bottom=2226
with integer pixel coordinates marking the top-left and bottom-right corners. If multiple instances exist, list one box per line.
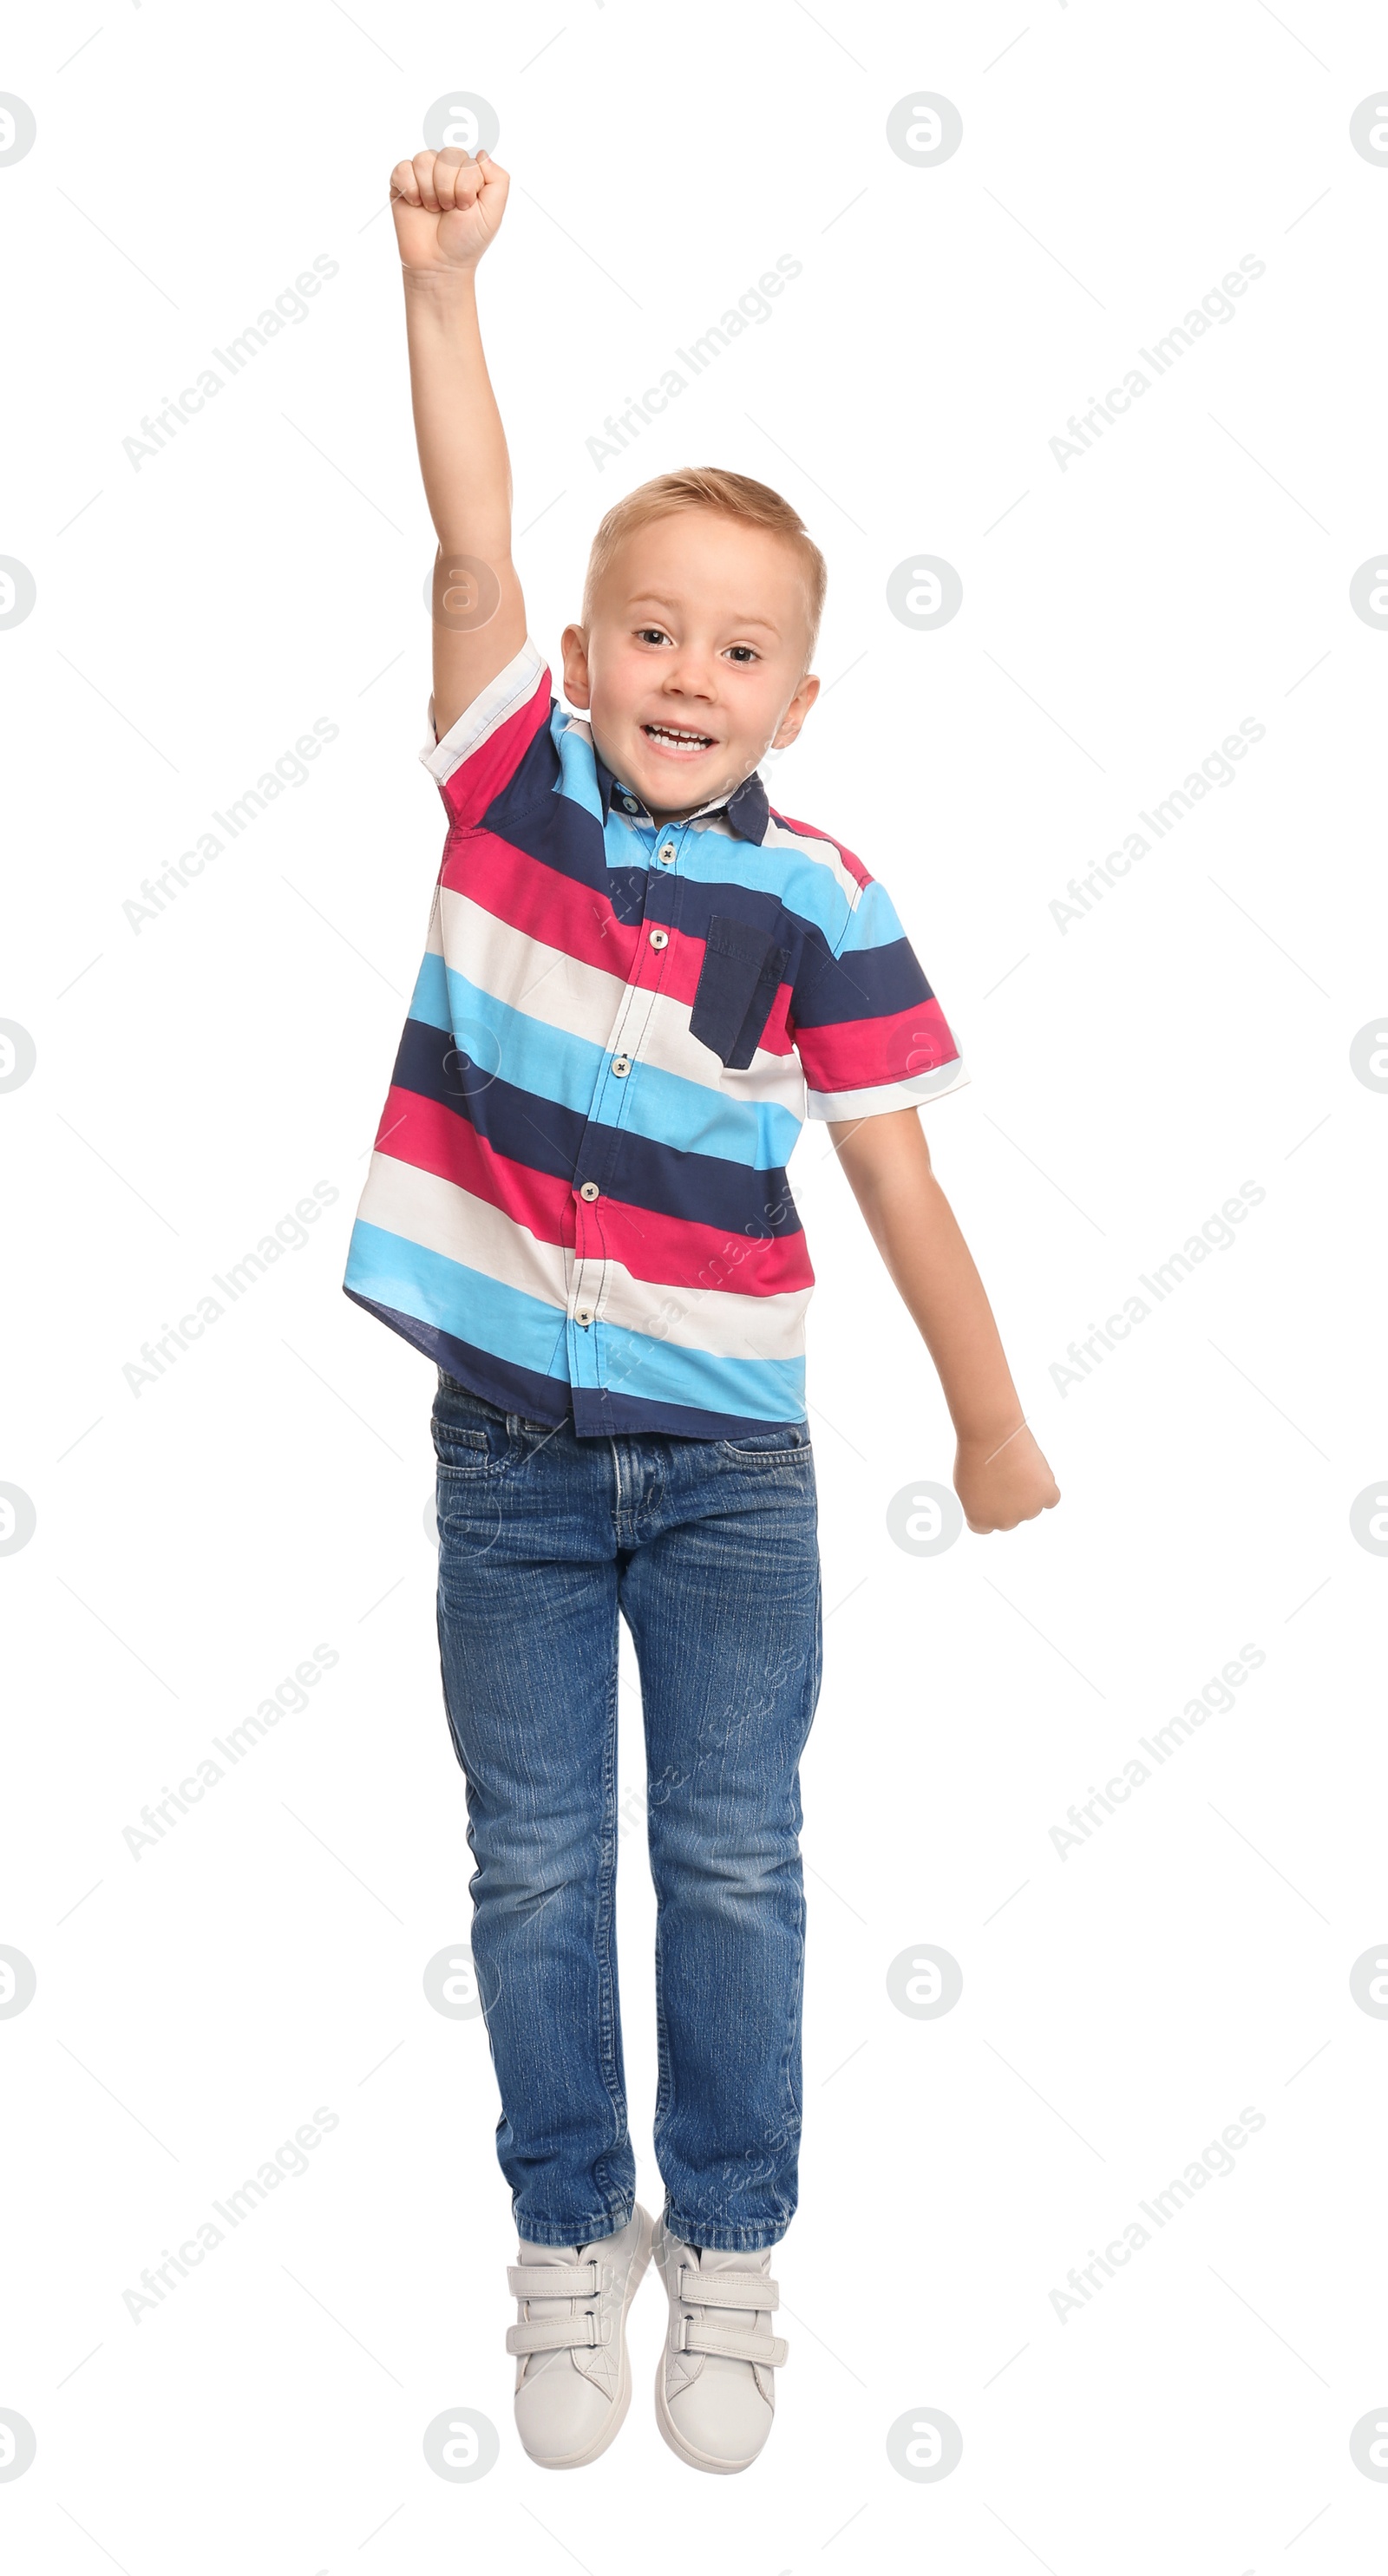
left=560, top=511, right=821, bottom=822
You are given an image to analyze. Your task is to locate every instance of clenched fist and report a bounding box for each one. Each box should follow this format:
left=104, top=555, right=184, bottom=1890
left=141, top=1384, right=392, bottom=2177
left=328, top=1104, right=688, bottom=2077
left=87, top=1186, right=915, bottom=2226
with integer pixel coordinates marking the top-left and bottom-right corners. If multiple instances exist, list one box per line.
left=390, top=147, right=510, bottom=273
left=954, top=1422, right=1060, bottom=1536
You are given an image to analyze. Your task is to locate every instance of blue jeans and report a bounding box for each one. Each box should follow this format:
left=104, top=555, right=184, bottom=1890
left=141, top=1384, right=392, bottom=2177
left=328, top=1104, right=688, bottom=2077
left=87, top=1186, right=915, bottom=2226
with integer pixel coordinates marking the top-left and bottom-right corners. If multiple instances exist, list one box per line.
left=431, top=1368, right=822, bottom=2252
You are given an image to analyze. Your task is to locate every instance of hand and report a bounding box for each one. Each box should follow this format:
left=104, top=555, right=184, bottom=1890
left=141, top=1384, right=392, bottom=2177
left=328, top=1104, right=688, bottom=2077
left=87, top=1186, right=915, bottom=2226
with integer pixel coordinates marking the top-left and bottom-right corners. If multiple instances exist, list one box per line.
left=953, top=1422, right=1060, bottom=1534
left=389, top=147, right=510, bottom=273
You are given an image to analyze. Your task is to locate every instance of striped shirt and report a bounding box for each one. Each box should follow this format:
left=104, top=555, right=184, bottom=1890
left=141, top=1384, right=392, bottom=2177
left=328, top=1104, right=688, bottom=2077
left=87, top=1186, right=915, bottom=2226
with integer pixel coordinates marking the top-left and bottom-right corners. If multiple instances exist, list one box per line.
left=342, top=637, right=968, bottom=1438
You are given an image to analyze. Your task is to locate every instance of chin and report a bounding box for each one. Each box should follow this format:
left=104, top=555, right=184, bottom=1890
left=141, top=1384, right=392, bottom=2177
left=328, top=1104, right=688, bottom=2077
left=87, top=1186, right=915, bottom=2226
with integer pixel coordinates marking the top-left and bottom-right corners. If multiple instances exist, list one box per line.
left=638, top=758, right=723, bottom=788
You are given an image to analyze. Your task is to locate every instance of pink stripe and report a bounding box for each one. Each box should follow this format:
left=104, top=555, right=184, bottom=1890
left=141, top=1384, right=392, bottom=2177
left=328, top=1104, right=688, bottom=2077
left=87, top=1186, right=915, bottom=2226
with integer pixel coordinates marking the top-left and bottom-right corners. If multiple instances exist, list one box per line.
left=377, top=1087, right=575, bottom=1243
left=588, top=1196, right=814, bottom=1298
left=794, top=996, right=959, bottom=1091
left=435, top=670, right=553, bottom=827
left=439, top=832, right=795, bottom=1056
left=376, top=1087, right=814, bottom=1295
left=442, top=828, right=645, bottom=979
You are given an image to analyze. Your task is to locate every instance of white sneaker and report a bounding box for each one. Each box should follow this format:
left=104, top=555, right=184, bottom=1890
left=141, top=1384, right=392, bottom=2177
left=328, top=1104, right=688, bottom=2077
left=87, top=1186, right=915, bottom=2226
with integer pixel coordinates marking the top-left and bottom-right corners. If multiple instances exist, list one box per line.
left=652, top=2216, right=789, bottom=2473
left=507, top=2204, right=654, bottom=2469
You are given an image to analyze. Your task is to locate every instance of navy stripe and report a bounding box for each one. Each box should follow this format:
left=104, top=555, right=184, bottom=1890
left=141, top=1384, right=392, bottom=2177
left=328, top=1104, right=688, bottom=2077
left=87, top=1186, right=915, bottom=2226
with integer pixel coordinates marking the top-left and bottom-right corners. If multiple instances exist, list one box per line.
left=791, top=933, right=934, bottom=1028
left=390, top=1019, right=804, bottom=1240
left=346, top=1291, right=573, bottom=1425
left=476, top=719, right=847, bottom=960
left=347, top=1291, right=797, bottom=1442
left=481, top=726, right=651, bottom=919
left=484, top=777, right=802, bottom=945
left=570, top=1383, right=804, bottom=1439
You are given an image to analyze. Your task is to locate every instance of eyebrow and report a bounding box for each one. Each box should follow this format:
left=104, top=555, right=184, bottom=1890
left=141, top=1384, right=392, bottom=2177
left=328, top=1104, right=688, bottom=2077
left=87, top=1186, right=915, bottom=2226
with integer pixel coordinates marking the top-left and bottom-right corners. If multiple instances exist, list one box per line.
left=627, top=594, right=782, bottom=635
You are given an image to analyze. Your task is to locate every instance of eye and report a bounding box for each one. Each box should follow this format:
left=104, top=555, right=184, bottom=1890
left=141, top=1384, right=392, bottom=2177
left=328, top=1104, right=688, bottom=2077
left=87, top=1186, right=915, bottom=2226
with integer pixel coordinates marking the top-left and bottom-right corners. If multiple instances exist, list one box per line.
left=635, top=625, right=671, bottom=646
left=724, top=644, right=759, bottom=664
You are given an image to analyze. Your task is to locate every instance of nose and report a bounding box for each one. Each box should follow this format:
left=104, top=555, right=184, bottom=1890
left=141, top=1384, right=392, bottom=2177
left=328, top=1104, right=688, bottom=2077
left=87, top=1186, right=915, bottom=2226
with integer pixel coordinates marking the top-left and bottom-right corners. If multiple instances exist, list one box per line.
left=659, top=644, right=717, bottom=701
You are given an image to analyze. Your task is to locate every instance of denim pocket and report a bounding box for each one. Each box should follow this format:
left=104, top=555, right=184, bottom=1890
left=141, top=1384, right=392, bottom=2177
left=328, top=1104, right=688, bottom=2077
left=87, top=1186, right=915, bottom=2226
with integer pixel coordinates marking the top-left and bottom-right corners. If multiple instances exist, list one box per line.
left=689, top=916, right=789, bottom=1069
left=718, top=1422, right=813, bottom=1461
left=435, top=1423, right=514, bottom=1477
left=432, top=1380, right=516, bottom=1475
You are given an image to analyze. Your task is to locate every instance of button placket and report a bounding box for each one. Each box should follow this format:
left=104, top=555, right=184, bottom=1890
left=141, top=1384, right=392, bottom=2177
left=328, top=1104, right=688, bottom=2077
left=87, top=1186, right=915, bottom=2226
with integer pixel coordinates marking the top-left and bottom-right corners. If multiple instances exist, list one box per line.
left=601, top=838, right=677, bottom=1113
left=570, top=1172, right=604, bottom=1340
left=568, top=815, right=683, bottom=1358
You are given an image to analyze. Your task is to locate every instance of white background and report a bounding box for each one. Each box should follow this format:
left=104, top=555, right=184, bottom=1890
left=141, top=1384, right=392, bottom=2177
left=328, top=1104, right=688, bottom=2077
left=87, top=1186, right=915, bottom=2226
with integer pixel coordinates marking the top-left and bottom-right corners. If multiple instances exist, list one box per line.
left=3, top=2, right=1387, bottom=2568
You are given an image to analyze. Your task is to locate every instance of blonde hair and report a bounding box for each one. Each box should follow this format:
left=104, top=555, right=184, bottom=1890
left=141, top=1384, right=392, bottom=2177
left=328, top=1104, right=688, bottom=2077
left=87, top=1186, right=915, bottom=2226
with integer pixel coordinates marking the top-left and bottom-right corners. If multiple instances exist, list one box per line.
left=581, top=467, right=827, bottom=669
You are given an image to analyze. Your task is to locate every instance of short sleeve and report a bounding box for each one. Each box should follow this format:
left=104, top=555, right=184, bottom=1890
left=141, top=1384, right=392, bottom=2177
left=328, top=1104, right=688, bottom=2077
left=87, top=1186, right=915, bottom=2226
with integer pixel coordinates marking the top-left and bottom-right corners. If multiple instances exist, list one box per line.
left=790, top=870, right=969, bottom=1121
left=421, top=637, right=553, bottom=829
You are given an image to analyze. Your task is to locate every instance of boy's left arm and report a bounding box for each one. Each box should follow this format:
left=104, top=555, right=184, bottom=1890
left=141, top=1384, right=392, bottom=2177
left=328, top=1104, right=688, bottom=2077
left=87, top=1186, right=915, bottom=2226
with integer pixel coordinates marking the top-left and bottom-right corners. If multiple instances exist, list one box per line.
left=827, top=1106, right=1060, bottom=1535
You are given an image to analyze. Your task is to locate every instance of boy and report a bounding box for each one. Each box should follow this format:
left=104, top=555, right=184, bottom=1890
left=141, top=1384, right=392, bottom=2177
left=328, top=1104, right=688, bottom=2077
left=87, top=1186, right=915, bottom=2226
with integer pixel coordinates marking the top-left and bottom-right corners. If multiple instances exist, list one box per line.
left=343, top=145, right=1059, bottom=2477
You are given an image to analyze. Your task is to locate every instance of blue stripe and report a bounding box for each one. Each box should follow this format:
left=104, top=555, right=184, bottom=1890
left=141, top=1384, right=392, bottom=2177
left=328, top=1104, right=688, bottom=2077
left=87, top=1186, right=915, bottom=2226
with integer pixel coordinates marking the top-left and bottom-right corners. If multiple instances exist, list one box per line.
left=345, top=1289, right=807, bottom=1440
left=679, top=830, right=857, bottom=951
left=409, top=947, right=452, bottom=1033
left=344, top=1220, right=805, bottom=1423
left=344, top=1221, right=570, bottom=1380
left=835, top=875, right=908, bottom=955
left=436, top=962, right=802, bottom=1167
left=548, top=703, right=604, bottom=823
left=591, top=1314, right=806, bottom=1422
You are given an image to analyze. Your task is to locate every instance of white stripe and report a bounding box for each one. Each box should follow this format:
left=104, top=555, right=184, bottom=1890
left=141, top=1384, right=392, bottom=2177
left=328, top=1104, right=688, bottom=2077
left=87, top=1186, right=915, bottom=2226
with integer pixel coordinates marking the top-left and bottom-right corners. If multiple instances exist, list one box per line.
left=359, top=1151, right=810, bottom=1360
left=805, top=1062, right=972, bottom=1121
left=431, top=885, right=807, bottom=1109
left=420, top=636, right=548, bottom=785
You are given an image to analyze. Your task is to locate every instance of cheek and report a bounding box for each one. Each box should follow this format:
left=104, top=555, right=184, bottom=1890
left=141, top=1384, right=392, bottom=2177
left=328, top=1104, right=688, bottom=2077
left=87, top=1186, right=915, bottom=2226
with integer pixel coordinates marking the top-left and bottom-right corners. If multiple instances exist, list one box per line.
left=601, top=648, right=657, bottom=714
left=731, top=673, right=784, bottom=737
left=585, top=664, right=630, bottom=725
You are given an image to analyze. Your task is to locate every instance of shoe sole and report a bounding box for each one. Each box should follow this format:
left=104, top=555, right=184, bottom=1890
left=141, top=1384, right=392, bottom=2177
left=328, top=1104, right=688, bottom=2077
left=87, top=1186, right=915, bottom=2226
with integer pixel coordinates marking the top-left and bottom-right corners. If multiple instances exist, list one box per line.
left=520, top=2205, right=654, bottom=2471
left=651, top=2232, right=769, bottom=2476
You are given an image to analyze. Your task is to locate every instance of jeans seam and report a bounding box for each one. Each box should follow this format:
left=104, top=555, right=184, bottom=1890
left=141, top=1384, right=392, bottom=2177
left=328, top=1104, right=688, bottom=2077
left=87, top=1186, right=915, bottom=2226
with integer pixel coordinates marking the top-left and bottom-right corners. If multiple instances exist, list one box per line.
left=592, top=1643, right=627, bottom=2198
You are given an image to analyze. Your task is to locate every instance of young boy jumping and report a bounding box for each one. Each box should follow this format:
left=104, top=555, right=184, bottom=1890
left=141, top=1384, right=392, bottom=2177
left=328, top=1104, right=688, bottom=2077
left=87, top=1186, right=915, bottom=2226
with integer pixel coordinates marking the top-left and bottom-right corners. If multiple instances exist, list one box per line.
left=343, top=144, right=1060, bottom=2478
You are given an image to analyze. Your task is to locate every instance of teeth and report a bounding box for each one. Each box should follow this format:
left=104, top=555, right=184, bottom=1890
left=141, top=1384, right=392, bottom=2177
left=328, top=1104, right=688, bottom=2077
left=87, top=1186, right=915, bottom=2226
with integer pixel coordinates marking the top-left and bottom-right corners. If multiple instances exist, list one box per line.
left=646, top=724, right=711, bottom=745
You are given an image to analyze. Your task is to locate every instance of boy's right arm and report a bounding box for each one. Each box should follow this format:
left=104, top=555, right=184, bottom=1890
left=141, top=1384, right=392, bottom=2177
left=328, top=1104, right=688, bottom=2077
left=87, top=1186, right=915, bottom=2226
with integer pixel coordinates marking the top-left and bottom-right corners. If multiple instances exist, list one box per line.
left=390, top=147, right=528, bottom=743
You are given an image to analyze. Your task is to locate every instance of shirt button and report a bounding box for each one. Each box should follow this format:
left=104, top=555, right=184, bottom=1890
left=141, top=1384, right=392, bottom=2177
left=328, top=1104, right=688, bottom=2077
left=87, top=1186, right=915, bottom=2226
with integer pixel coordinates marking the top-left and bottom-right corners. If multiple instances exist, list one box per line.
left=658, top=842, right=677, bottom=865
left=648, top=928, right=669, bottom=950
left=579, top=1180, right=600, bottom=1201
left=612, top=1055, right=632, bottom=1076
left=575, top=1306, right=593, bottom=1325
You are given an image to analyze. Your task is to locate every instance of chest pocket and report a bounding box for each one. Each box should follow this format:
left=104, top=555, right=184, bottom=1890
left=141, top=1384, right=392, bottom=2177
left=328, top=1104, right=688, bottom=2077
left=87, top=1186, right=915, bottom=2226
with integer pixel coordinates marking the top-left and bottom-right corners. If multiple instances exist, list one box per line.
left=689, top=915, right=789, bottom=1070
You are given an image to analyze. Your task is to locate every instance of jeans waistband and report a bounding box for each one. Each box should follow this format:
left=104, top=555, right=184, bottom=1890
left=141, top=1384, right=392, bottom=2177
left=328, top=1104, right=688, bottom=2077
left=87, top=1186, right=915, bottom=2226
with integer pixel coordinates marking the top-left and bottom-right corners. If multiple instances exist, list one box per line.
left=435, top=1368, right=566, bottom=1435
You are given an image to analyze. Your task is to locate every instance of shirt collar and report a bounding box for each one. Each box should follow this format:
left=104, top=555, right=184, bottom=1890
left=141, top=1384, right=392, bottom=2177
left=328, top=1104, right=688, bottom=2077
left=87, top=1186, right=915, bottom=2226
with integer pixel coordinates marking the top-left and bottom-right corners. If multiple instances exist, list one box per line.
left=593, top=743, right=770, bottom=846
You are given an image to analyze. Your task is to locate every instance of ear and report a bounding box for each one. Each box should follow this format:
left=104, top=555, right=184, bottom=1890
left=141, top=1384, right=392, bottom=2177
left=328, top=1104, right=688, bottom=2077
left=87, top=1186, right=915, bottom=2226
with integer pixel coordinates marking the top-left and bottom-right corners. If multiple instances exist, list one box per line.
left=771, top=669, right=820, bottom=750
left=560, top=621, right=592, bottom=709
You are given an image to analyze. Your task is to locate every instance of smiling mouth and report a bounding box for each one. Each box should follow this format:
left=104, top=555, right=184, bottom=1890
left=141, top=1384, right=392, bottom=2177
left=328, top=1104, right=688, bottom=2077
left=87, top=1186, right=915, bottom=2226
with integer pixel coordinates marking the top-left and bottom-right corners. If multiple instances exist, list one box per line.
left=642, top=722, right=717, bottom=754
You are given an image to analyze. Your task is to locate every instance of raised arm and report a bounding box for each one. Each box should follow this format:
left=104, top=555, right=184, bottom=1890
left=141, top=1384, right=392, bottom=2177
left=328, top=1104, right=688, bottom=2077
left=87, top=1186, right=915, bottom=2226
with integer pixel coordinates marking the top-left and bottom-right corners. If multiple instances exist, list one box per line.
left=389, top=147, right=528, bottom=742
